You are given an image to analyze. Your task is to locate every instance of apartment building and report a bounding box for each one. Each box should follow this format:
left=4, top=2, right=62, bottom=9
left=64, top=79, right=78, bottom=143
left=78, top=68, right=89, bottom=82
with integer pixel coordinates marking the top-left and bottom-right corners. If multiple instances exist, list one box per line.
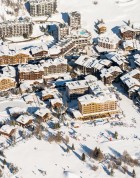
left=18, top=64, right=44, bottom=81
left=0, top=53, right=31, bottom=66
left=69, top=11, right=81, bottom=29
left=29, top=0, right=57, bottom=16
left=71, top=80, right=118, bottom=120
left=100, top=66, right=122, bottom=85
left=40, top=58, right=67, bottom=75
left=0, top=20, right=33, bottom=38
left=66, top=77, right=97, bottom=100
left=77, top=92, right=118, bottom=120
left=0, top=76, right=16, bottom=92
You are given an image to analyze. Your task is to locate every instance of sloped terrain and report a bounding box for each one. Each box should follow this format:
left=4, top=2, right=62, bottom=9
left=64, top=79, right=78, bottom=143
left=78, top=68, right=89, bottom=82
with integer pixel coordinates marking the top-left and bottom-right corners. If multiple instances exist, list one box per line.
left=0, top=0, right=29, bottom=22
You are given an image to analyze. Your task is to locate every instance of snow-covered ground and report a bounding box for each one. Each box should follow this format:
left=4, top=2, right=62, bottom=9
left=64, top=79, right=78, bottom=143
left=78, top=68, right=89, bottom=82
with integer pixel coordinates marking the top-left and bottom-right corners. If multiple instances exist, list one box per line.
left=57, top=0, right=140, bottom=35
left=3, top=87, right=140, bottom=178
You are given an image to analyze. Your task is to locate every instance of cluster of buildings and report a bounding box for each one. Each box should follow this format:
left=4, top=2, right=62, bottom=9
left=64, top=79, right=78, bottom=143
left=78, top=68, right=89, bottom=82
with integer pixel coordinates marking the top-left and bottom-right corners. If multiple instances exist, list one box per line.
left=66, top=76, right=119, bottom=120
left=95, top=21, right=140, bottom=53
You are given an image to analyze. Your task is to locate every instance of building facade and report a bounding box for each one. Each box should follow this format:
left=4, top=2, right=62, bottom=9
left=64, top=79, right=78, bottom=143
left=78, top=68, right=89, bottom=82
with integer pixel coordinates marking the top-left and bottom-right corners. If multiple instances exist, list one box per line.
left=78, top=94, right=118, bottom=119
left=69, top=11, right=81, bottom=29
left=0, top=54, right=31, bottom=66
left=29, top=0, right=57, bottom=16
left=0, top=20, right=33, bottom=38
left=40, top=58, right=67, bottom=75
left=0, top=77, right=16, bottom=92
left=18, top=64, right=44, bottom=81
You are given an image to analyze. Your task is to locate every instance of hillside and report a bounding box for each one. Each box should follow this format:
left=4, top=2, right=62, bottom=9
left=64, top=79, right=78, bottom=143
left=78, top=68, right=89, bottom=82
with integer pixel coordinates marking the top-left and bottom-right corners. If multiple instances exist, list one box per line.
left=0, top=0, right=29, bottom=22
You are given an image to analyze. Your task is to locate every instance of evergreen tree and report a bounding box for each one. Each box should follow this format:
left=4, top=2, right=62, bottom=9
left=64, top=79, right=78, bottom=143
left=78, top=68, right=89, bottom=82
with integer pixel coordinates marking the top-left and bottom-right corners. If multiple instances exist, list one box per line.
left=114, top=131, right=118, bottom=139
left=71, top=144, right=75, bottom=150
left=81, top=153, right=85, bottom=161
left=128, top=20, right=131, bottom=26
left=110, top=168, right=114, bottom=176
left=92, top=147, right=103, bottom=161
left=3, top=159, right=6, bottom=165
left=132, top=169, right=136, bottom=178
left=66, top=147, right=70, bottom=153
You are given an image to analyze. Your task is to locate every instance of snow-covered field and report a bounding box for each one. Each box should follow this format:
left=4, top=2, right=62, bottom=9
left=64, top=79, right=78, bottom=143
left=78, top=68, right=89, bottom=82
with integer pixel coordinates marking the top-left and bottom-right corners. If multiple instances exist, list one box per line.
left=0, top=0, right=140, bottom=178
left=3, top=88, right=140, bottom=178
left=58, top=0, right=140, bottom=34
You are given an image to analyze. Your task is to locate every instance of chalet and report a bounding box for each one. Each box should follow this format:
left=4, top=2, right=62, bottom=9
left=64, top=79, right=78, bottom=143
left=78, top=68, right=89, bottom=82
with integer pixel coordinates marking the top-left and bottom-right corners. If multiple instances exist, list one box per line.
left=120, top=26, right=135, bottom=40
left=105, top=52, right=129, bottom=71
left=50, top=98, right=63, bottom=109
left=16, top=115, right=33, bottom=127
left=18, top=64, right=44, bottom=81
left=35, top=108, right=51, bottom=122
left=41, top=88, right=59, bottom=101
left=0, top=125, right=16, bottom=137
left=120, top=69, right=140, bottom=98
left=30, top=45, right=49, bottom=58
left=9, top=107, right=27, bottom=118
left=97, top=23, right=107, bottom=34
left=122, top=40, right=136, bottom=51
left=100, top=66, right=122, bottom=85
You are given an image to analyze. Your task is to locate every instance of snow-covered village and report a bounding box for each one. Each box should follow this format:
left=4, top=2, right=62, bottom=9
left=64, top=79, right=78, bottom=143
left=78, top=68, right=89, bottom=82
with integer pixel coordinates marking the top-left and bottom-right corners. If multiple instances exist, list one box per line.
left=0, top=0, right=139, bottom=177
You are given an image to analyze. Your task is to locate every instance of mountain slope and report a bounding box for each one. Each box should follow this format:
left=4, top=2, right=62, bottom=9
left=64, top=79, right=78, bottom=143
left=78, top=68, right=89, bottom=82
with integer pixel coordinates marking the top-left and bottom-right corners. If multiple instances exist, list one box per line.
left=0, top=0, right=29, bottom=22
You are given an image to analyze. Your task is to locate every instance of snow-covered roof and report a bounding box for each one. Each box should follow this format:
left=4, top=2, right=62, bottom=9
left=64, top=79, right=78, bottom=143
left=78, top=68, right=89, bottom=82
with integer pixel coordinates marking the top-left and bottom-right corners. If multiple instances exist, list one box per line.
left=29, top=0, right=55, bottom=5
left=2, top=66, right=16, bottom=78
left=0, top=125, right=15, bottom=135
left=9, top=107, right=27, bottom=115
left=134, top=54, right=140, bottom=66
left=105, top=52, right=128, bottom=66
left=120, top=25, right=134, bottom=33
left=131, top=22, right=140, bottom=31
left=50, top=98, right=63, bottom=105
left=120, top=69, right=140, bottom=89
left=78, top=92, right=117, bottom=105
left=42, top=88, right=59, bottom=98
left=35, top=108, right=50, bottom=117
left=98, top=35, right=119, bottom=45
left=97, top=23, right=107, bottom=29
left=100, top=66, right=122, bottom=78
left=75, top=55, right=97, bottom=68
left=84, top=75, right=97, bottom=82
left=123, top=40, right=136, bottom=49
left=30, top=44, right=48, bottom=55
left=18, top=64, right=44, bottom=73
left=16, top=115, right=33, bottom=124
left=40, top=58, right=67, bottom=67
left=66, top=79, right=95, bottom=90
